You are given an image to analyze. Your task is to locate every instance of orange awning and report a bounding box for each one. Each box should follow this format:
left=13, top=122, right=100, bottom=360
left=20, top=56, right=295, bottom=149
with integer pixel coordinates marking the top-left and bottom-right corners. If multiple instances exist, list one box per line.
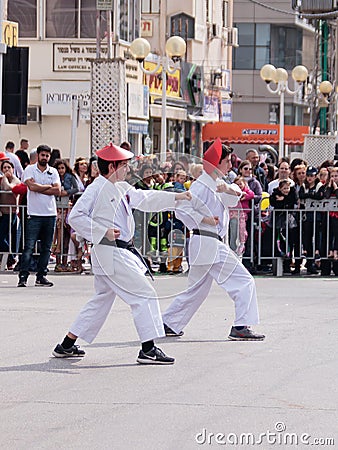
left=202, top=122, right=309, bottom=145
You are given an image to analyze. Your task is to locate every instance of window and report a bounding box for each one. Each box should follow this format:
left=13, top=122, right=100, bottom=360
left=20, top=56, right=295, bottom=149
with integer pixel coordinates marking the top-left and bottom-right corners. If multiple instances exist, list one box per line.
left=270, top=26, right=302, bottom=69
left=8, top=0, right=37, bottom=38
left=80, top=0, right=99, bottom=38
left=233, top=23, right=255, bottom=69
left=46, top=0, right=78, bottom=38
left=120, top=0, right=140, bottom=42
left=222, top=1, right=228, bottom=28
left=234, top=23, right=302, bottom=70
left=45, top=0, right=138, bottom=41
left=141, top=0, right=160, bottom=14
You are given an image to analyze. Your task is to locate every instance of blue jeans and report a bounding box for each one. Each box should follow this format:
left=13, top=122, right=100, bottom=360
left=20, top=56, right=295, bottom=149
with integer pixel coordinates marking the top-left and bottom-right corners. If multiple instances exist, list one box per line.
left=19, top=215, right=56, bottom=279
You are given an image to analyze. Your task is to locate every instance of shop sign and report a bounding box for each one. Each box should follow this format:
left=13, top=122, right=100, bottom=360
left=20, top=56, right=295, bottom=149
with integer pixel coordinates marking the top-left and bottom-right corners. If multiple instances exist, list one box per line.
left=203, top=91, right=220, bottom=120
left=96, top=0, right=113, bottom=10
left=220, top=98, right=232, bottom=122
left=53, top=43, right=141, bottom=82
left=128, top=83, right=149, bottom=120
left=144, top=61, right=181, bottom=99
left=141, top=20, right=153, bottom=37
left=2, top=21, right=18, bottom=47
left=41, top=81, right=90, bottom=116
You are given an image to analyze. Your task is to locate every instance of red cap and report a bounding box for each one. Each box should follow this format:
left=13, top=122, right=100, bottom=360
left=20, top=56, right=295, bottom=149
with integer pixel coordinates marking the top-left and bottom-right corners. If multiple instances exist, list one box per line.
left=12, top=182, right=28, bottom=195
left=0, top=152, right=10, bottom=161
left=96, top=143, right=134, bottom=161
left=203, top=138, right=222, bottom=174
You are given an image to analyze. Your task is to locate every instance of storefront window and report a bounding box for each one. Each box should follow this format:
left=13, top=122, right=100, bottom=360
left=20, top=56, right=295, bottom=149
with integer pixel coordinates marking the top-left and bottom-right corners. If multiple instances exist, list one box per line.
left=8, top=0, right=37, bottom=38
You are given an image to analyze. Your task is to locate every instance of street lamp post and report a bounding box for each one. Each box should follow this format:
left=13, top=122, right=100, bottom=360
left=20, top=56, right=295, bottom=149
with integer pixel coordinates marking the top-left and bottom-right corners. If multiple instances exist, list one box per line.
left=260, top=64, right=308, bottom=159
left=318, top=80, right=333, bottom=134
left=130, top=36, right=186, bottom=162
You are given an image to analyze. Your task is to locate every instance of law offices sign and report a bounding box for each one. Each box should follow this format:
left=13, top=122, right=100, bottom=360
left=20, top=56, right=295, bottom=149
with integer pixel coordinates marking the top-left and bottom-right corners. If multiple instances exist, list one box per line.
left=53, top=43, right=105, bottom=72
left=41, top=81, right=90, bottom=116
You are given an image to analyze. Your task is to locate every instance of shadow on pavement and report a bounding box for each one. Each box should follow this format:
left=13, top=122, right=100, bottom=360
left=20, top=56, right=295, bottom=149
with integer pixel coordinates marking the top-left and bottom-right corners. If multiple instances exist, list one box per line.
left=0, top=359, right=136, bottom=374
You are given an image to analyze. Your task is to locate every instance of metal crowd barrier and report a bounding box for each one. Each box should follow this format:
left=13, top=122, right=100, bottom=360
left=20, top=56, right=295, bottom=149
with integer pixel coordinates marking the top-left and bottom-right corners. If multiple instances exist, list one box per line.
left=1, top=197, right=337, bottom=275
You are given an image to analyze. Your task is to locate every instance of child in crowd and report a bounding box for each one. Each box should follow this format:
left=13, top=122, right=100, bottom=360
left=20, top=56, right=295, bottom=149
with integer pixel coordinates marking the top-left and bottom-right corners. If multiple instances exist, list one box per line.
left=173, top=170, right=187, bottom=191
left=229, top=175, right=254, bottom=256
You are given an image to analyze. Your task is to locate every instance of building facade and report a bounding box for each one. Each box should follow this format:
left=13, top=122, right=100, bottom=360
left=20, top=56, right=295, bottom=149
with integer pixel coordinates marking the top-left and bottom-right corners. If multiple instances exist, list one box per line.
left=2, top=0, right=236, bottom=160
left=231, top=0, right=315, bottom=156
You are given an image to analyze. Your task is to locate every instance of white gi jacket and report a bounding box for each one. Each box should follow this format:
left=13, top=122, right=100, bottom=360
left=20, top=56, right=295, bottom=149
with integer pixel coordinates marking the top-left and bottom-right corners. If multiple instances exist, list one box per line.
left=68, top=175, right=177, bottom=276
left=176, top=171, right=241, bottom=265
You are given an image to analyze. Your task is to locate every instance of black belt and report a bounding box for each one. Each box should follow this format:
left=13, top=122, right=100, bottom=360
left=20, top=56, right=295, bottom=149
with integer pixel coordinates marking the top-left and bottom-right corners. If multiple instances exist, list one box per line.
left=99, top=237, right=154, bottom=280
left=192, top=229, right=223, bottom=241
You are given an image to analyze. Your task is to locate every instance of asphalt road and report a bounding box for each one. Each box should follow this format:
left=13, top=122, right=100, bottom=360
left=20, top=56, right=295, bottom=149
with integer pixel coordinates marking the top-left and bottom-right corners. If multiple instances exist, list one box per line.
left=0, top=272, right=337, bottom=449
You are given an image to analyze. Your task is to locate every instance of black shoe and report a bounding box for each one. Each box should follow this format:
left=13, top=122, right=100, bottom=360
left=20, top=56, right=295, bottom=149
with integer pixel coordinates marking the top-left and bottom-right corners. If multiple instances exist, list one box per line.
left=164, top=323, right=184, bottom=337
left=137, top=346, right=175, bottom=365
left=52, top=343, right=85, bottom=358
left=35, top=276, right=53, bottom=287
left=228, top=326, right=265, bottom=341
left=17, top=276, right=27, bottom=287
left=307, top=267, right=319, bottom=275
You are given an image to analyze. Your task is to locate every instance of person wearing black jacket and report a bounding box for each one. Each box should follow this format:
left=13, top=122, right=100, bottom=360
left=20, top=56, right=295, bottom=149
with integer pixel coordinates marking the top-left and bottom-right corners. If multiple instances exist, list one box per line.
left=298, top=166, right=323, bottom=274
left=270, top=180, right=300, bottom=274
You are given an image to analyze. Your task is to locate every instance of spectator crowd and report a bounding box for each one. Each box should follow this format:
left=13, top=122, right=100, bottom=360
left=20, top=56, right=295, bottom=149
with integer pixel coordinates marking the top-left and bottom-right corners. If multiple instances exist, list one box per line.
left=1, top=138, right=338, bottom=278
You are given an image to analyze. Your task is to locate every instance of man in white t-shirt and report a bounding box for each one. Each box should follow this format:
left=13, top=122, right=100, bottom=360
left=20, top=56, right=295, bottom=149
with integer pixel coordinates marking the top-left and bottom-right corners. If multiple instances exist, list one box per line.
left=18, top=145, right=61, bottom=287
left=268, top=160, right=294, bottom=195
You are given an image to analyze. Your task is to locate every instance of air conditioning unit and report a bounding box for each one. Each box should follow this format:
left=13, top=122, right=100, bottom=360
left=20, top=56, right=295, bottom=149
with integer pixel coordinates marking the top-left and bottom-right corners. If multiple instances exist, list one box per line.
left=298, top=0, right=336, bottom=13
left=227, top=27, right=238, bottom=47
left=209, top=23, right=222, bottom=39
left=27, top=106, right=41, bottom=122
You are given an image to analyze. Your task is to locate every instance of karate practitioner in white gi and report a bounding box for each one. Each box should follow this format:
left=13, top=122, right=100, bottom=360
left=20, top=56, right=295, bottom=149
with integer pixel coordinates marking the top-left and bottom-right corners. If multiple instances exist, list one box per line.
left=52, top=143, right=191, bottom=364
left=162, top=139, right=265, bottom=341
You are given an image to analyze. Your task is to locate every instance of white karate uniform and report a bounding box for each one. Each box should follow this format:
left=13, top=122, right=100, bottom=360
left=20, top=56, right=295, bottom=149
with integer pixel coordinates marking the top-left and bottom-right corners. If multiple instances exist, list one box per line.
left=67, top=175, right=177, bottom=343
left=162, top=171, right=260, bottom=332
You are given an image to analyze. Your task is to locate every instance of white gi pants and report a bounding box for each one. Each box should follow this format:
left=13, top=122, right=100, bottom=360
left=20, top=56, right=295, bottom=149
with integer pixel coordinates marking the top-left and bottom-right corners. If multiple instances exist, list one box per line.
left=70, top=261, right=164, bottom=343
left=162, top=250, right=259, bottom=333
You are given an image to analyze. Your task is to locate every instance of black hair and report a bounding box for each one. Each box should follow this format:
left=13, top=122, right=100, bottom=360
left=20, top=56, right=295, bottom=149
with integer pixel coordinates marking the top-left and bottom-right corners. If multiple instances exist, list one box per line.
left=219, top=144, right=233, bottom=163
left=139, top=164, right=153, bottom=179
left=37, top=144, right=51, bottom=154
left=97, top=157, right=126, bottom=175
left=5, top=141, right=15, bottom=150
left=49, top=149, right=61, bottom=167
left=54, top=158, right=74, bottom=175
left=1, top=160, right=14, bottom=170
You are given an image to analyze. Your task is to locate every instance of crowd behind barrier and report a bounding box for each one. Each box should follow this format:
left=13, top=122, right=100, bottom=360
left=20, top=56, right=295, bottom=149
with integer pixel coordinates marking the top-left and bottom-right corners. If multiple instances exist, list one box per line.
left=1, top=143, right=338, bottom=277
left=1, top=199, right=338, bottom=277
